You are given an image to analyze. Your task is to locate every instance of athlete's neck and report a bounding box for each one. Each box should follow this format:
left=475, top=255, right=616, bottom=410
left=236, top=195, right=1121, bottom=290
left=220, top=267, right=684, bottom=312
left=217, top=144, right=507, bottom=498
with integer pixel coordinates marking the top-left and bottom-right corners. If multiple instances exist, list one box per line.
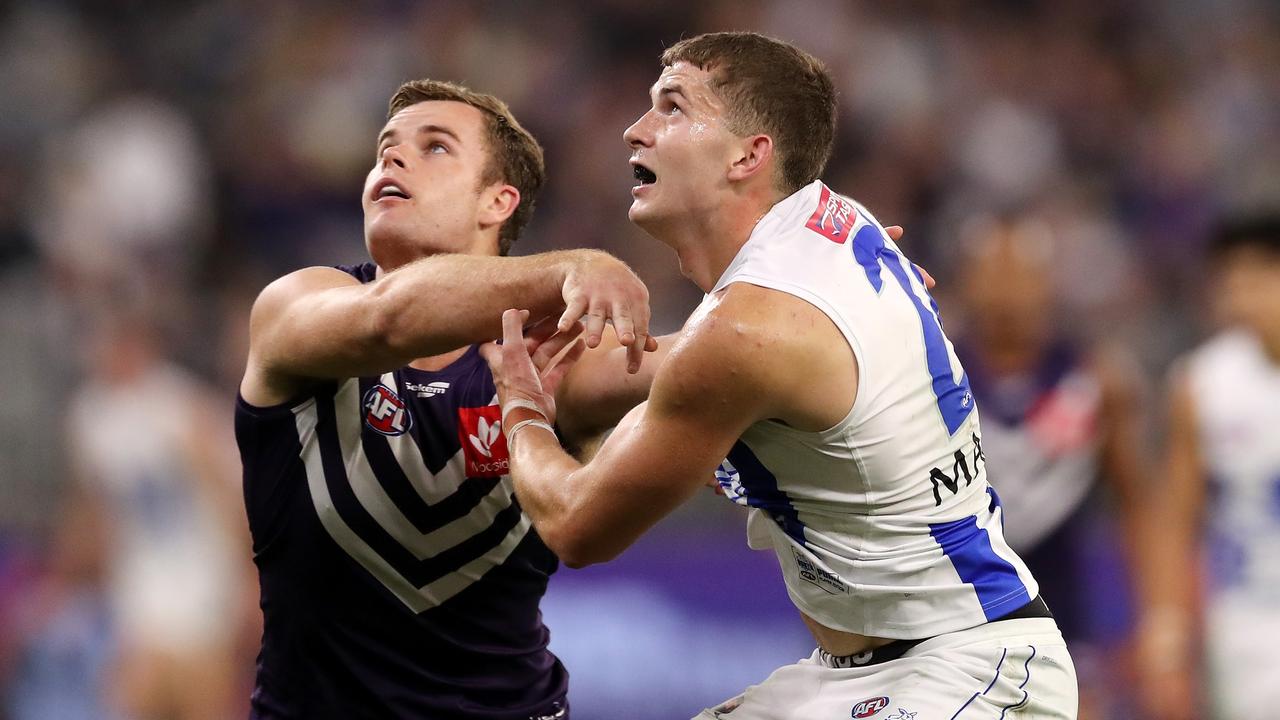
left=657, top=194, right=779, bottom=292
left=371, top=232, right=500, bottom=278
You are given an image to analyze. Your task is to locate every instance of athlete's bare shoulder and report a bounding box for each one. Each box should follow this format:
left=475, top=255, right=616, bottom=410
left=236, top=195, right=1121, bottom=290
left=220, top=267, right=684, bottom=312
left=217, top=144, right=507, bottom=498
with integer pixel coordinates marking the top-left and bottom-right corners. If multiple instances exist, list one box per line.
left=241, top=266, right=365, bottom=406
left=662, top=281, right=857, bottom=432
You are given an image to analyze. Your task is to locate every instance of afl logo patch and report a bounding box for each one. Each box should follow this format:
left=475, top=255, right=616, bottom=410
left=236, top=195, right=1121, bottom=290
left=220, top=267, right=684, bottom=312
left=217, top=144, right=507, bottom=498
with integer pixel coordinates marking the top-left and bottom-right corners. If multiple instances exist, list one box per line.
left=363, top=384, right=412, bottom=436
left=851, top=697, right=889, bottom=718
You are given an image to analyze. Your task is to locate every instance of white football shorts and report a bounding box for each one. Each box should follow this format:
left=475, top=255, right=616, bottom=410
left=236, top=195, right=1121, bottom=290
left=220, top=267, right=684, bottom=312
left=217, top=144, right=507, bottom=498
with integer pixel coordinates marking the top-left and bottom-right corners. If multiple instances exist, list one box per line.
left=695, top=618, right=1077, bottom=720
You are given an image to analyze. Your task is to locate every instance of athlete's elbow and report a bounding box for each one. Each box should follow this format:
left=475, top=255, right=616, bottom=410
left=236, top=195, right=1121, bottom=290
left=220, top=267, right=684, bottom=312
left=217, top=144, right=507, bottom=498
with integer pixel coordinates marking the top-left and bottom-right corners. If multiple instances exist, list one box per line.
left=557, top=549, right=614, bottom=570
left=544, top=528, right=620, bottom=569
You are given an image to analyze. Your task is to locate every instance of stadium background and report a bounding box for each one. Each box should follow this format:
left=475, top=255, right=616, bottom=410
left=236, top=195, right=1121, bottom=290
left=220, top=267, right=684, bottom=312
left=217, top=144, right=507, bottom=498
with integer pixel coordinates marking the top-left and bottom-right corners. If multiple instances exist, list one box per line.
left=0, top=0, right=1277, bottom=718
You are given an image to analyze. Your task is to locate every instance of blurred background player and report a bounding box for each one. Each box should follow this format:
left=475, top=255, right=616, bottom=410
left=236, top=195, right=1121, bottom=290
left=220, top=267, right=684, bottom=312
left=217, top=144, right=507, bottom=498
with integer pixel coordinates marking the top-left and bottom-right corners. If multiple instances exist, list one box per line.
left=1138, top=215, right=1280, bottom=720
left=951, top=212, right=1148, bottom=719
left=59, top=296, right=248, bottom=720
left=236, top=79, right=652, bottom=719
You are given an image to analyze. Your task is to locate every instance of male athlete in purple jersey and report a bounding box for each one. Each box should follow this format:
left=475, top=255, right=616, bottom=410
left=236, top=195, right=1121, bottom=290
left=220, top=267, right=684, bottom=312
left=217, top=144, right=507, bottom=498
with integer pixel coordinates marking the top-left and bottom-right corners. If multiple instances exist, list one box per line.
left=235, top=80, right=655, bottom=719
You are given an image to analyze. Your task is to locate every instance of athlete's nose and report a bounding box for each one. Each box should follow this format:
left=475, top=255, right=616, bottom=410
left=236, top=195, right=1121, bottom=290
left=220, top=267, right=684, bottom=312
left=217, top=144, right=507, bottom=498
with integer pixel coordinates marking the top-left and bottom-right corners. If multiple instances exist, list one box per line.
left=380, top=144, right=408, bottom=170
left=623, top=111, right=654, bottom=149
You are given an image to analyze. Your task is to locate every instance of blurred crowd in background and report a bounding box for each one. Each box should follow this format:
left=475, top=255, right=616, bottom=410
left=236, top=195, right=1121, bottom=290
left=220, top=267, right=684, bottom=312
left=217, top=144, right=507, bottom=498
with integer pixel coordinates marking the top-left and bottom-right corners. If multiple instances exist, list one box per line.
left=0, top=0, right=1277, bottom=718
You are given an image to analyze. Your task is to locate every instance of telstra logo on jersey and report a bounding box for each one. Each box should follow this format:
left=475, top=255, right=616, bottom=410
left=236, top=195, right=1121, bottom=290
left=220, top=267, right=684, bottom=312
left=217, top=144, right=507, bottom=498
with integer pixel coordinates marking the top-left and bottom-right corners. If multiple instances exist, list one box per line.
left=457, top=405, right=510, bottom=477
left=806, top=184, right=855, bottom=244
left=363, top=384, right=412, bottom=436
left=851, top=696, right=889, bottom=718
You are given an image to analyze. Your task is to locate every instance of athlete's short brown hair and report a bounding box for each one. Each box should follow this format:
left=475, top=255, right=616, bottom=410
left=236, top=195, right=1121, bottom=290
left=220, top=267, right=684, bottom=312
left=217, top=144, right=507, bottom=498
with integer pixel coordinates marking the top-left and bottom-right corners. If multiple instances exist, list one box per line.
left=388, top=80, right=545, bottom=255
left=661, top=32, right=836, bottom=195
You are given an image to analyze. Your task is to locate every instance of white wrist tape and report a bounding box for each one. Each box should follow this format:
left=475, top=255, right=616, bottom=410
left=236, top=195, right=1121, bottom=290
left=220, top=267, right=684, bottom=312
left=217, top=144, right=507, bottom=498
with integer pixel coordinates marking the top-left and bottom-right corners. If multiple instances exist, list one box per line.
left=502, top=398, right=549, bottom=426
left=506, top=418, right=556, bottom=445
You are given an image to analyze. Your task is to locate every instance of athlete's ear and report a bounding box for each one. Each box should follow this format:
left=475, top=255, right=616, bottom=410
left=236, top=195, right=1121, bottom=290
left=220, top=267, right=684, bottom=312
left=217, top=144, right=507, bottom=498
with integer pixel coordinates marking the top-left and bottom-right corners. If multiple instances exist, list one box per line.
left=479, top=183, right=520, bottom=229
left=727, top=134, right=773, bottom=183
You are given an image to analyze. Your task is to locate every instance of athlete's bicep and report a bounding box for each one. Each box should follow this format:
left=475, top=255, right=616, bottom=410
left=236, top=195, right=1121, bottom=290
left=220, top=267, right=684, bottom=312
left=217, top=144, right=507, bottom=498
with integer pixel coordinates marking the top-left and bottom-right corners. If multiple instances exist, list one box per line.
left=552, top=317, right=770, bottom=565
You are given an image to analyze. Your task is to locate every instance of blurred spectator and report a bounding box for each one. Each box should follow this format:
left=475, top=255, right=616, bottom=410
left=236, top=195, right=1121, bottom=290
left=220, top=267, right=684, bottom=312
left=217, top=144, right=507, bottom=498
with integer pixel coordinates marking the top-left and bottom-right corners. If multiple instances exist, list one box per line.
left=950, top=212, right=1148, bottom=719
left=5, top=475, right=115, bottom=720
left=1138, top=215, right=1280, bottom=720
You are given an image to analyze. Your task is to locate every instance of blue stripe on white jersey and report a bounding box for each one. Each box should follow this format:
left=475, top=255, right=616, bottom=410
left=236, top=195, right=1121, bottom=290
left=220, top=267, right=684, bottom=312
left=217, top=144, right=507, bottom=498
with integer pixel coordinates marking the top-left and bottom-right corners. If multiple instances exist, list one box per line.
left=707, top=181, right=1038, bottom=639
left=718, top=440, right=806, bottom=545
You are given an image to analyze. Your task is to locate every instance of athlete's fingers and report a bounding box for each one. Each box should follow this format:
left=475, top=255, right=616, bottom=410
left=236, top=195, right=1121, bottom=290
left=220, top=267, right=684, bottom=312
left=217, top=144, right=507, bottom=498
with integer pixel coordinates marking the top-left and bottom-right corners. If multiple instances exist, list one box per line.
left=625, top=332, right=645, bottom=374
left=531, top=322, right=585, bottom=371
left=499, top=309, right=528, bottom=360
left=625, top=291, right=654, bottom=370
left=915, top=264, right=936, bottom=290
left=885, top=225, right=904, bottom=242
left=558, top=295, right=588, bottom=333
left=540, top=339, right=586, bottom=396
left=500, top=309, right=534, bottom=370
left=610, top=300, right=636, bottom=348
left=610, top=299, right=639, bottom=372
left=523, top=315, right=561, bottom=351
left=583, top=300, right=607, bottom=349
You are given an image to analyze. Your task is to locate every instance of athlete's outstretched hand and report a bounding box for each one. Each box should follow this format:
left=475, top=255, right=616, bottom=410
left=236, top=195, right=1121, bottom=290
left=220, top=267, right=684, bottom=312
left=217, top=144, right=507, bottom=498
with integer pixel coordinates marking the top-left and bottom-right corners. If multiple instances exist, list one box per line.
left=881, top=224, right=936, bottom=290
left=558, top=251, right=659, bottom=374
left=482, top=309, right=587, bottom=427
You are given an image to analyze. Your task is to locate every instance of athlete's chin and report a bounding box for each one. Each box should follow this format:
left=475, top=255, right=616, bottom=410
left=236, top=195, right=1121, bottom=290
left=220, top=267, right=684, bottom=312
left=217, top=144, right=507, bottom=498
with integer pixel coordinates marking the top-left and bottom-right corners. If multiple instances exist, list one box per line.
left=628, top=200, right=664, bottom=232
left=366, top=222, right=423, bottom=268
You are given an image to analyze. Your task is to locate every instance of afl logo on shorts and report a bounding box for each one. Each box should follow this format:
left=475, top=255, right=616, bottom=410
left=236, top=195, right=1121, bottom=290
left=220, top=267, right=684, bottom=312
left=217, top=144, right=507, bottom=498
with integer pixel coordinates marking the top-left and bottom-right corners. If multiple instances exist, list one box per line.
left=851, top=696, right=889, bottom=718
left=363, top=384, right=412, bottom=436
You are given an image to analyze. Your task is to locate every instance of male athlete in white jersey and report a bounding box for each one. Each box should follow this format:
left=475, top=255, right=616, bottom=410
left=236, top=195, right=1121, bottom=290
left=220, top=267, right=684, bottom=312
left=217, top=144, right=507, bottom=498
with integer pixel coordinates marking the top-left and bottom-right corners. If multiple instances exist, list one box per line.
left=1138, top=216, right=1280, bottom=720
left=485, top=32, right=1078, bottom=719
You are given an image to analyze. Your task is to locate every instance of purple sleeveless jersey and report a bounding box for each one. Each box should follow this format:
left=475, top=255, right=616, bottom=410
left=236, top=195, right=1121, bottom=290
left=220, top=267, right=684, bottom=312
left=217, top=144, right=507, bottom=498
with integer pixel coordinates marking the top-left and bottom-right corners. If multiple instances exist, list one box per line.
left=236, top=263, right=569, bottom=719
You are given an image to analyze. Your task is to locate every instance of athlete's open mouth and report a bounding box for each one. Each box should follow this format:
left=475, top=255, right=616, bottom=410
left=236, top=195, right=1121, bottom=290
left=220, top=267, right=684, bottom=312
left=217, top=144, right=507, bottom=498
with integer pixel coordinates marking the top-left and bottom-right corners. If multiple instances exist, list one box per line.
left=632, top=163, right=657, bottom=185
left=372, top=177, right=412, bottom=202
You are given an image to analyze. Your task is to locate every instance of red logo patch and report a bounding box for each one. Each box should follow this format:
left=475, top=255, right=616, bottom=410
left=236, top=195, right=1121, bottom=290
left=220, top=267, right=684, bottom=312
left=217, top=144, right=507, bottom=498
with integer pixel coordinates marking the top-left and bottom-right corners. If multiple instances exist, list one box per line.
left=852, top=697, right=889, bottom=718
left=805, top=184, right=856, bottom=244
left=457, top=405, right=510, bottom=477
left=363, top=384, right=412, bottom=436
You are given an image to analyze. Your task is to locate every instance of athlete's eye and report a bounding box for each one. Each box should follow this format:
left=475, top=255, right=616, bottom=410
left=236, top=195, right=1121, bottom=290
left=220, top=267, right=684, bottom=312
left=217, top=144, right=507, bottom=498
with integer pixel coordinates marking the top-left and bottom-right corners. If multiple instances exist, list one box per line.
left=426, top=142, right=448, bottom=155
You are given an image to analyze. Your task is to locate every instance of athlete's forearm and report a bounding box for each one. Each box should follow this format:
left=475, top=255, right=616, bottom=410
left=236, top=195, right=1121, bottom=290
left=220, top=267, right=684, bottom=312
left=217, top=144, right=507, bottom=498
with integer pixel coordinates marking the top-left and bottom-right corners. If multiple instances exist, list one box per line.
left=505, top=420, right=597, bottom=566
left=1135, top=373, right=1203, bottom=682
left=370, top=251, right=582, bottom=357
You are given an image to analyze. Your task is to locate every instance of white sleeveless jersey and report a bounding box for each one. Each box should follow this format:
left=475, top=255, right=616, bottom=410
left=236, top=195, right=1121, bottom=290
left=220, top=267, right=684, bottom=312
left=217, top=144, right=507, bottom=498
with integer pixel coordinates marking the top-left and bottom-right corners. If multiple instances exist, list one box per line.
left=1185, top=330, right=1280, bottom=605
left=710, top=181, right=1037, bottom=639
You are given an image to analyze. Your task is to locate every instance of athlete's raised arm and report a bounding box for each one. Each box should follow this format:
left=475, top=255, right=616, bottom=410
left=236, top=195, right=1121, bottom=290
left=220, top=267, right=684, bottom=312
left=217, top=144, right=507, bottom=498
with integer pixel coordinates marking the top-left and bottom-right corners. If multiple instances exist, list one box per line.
left=242, top=249, right=653, bottom=406
left=484, top=282, right=856, bottom=567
